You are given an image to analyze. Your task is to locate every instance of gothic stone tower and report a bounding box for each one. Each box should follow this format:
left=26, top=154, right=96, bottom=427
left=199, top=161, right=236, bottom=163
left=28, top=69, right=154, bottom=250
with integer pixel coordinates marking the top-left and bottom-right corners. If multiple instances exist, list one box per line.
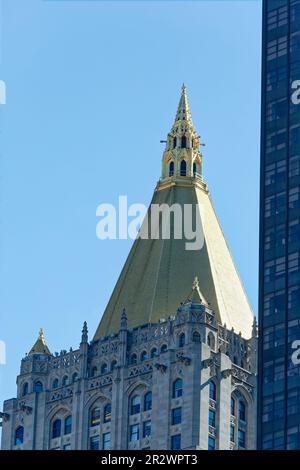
left=1, top=86, right=257, bottom=450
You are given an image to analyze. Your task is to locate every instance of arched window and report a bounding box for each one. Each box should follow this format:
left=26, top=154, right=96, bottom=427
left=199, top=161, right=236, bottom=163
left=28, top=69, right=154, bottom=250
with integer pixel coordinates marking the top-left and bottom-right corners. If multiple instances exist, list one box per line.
left=207, top=332, right=215, bottom=350
left=91, top=406, right=101, bottom=427
left=173, top=137, right=177, bottom=148
left=22, top=382, right=29, bottom=396
left=239, top=400, right=246, bottom=421
left=101, top=363, right=108, bottom=374
left=130, top=353, right=137, bottom=365
left=72, top=372, right=78, bottom=383
left=64, top=415, right=72, bottom=435
left=91, top=366, right=97, bottom=377
left=160, top=344, right=167, bottom=354
left=150, top=348, right=157, bottom=358
left=193, top=162, right=196, bottom=175
left=173, top=378, right=183, bottom=398
left=169, top=161, right=174, bottom=177
left=140, top=351, right=148, bottom=362
left=231, top=397, right=235, bottom=416
left=34, top=381, right=43, bottom=393
left=52, top=378, right=59, bottom=389
left=111, top=360, right=117, bottom=371
left=192, top=331, right=201, bottom=343
left=130, top=395, right=141, bottom=415
left=144, top=391, right=152, bottom=411
left=179, top=333, right=185, bottom=347
left=15, top=426, right=24, bottom=445
left=62, top=376, right=69, bottom=387
left=104, top=403, right=112, bottom=423
left=52, top=419, right=61, bottom=439
left=209, top=381, right=216, bottom=401
left=180, top=160, right=186, bottom=176
left=181, top=136, right=187, bottom=148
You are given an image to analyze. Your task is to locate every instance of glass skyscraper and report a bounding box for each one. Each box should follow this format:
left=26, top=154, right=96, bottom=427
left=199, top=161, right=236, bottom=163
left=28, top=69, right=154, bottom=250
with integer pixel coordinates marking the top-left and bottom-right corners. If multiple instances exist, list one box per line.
left=259, top=0, right=300, bottom=449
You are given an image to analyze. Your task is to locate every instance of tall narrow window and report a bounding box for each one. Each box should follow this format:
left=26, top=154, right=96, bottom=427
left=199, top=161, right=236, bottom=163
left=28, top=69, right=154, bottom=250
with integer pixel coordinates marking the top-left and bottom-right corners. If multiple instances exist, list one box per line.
left=173, top=378, right=183, bottom=398
left=179, top=333, right=185, bottom=347
left=192, top=331, right=201, bottom=343
left=171, top=407, right=182, bottom=425
left=144, top=391, right=152, bottom=411
left=22, top=382, right=29, bottom=396
left=209, top=409, right=216, bottom=427
left=64, top=415, right=72, bottom=435
left=130, top=424, right=139, bottom=441
left=90, top=436, right=100, bottom=450
left=130, top=353, right=137, bottom=365
left=239, top=401, right=246, bottom=421
left=193, top=162, right=196, bottom=175
left=15, top=426, right=24, bottom=445
left=173, top=137, right=177, bottom=148
left=209, top=381, right=216, bottom=401
left=34, top=381, right=43, bottom=393
left=180, top=160, right=187, bottom=176
left=208, top=436, right=215, bottom=450
left=231, top=397, right=235, bottom=416
left=91, top=407, right=101, bottom=427
left=62, top=376, right=68, bottom=387
left=143, top=420, right=151, bottom=438
left=104, top=403, right=112, bottom=423
left=101, top=363, right=108, bottom=374
left=103, top=432, right=111, bottom=450
left=52, top=419, right=61, bottom=439
left=131, top=395, right=141, bottom=415
left=169, top=161, right=174, bottom=177
left=171, top=434, right=181, bottom=450
left=91, top=366, right=97, bottom=377
left=181, top=136, right=187, bottom=148
left=140, top=351, right=147, bottom=362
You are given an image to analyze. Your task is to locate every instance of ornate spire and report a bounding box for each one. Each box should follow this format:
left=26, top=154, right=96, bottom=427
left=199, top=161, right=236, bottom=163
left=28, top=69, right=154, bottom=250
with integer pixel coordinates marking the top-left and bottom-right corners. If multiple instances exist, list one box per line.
left=174, top=83, right=194, bottom=130
left=160, top=84, right=204, bottom=181
left=28, top=328, right=51, bottom=355
left=120, top=308, right=128, bottom=330
left=252, top=316, right=258, bottom=338
left=81, top=321, right=88, bottom=343
left=183, top=276, right=207, bottom=305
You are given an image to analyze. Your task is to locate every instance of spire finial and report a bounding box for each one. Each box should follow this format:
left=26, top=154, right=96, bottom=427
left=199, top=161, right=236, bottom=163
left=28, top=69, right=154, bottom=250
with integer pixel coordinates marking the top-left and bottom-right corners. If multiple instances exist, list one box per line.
left=81, top=321, right=88, bottom=343
left=120, top=307, right=128, bottom=330
left=28, top=328, right=51, bottom=355
left=192, top=276, right=199, bottom=290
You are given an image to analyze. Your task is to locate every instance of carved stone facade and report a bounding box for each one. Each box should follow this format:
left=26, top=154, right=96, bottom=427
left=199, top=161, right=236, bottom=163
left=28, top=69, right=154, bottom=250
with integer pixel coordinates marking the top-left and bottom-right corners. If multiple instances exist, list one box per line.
left=1, top=294, right=257, bottom=450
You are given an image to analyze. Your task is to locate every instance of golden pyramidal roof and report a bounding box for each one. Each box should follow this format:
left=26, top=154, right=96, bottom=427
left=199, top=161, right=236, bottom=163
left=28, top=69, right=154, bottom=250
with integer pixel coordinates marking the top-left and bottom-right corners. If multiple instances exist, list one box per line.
left=94, top=85, right=253, bottom=340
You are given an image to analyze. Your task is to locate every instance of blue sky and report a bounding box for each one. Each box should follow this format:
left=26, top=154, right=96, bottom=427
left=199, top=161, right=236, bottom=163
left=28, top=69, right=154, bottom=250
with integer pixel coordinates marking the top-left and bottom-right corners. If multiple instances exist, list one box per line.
left=0, top=0, right=261, bottom=409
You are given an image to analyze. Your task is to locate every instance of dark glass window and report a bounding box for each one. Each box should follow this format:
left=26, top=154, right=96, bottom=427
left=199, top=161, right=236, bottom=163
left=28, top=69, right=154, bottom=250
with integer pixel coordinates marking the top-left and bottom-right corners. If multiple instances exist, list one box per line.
left=103, top=432, right=111, bottom=450
left=181, top=136, right=187, bottom=148
left=231, top=397, right=235, bottom=416
left=90, top=436, right=100, bottom=450
left=52, top=419, right=61, bottom=439
left=208, top=436, right=215, bottom=450
left=64, top=415, right=72, bottom=435
left=179, top=333, right=185, bottom=347
left=238, top=430, right=246, bottom=449
left=91, top=407, right=101, bottom=427
left=143, top=420, right=151, bottom=438
left=172, top=407, right=182, bottom=425
left=209, top=381, right=216, bottom=401
left=209, top=409, right=216, bottom=428
left=22, top=382, right=29, bottom=396
left=140, top=351, right=148, bottom=362
left=34, top=381, right=43, bottom=393
left=131, top=395, right=141, bottom=415
left=130, top=424, right=139, bottom=442
left=180, top=160, right=187, bottom=176
left=173, top=378, right=183, bottom=398
left=169, top=161, right=174, bottom=177
left=238, top=401, right=246, bottom=421
left=171, top=434, right=181, bottom=450
left=230, top=425, right=235, bottom=443
left=15, top=426, right=24, bottom=445
left=104, top=403, right=112, bottom=423
left=144, top=391, right=152, bottom=411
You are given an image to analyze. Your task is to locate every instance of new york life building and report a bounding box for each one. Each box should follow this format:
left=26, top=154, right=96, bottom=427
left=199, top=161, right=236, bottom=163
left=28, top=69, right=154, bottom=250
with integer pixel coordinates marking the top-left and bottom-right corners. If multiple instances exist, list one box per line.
left=258, top=0, right=300, bottom=450
left=1, top=87, right=257, bottom=450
